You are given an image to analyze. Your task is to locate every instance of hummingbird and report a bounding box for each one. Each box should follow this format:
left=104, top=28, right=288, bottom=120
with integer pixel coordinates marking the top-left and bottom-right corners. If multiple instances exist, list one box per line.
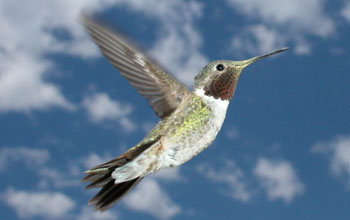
left=81, top=16, right=288, bottom=211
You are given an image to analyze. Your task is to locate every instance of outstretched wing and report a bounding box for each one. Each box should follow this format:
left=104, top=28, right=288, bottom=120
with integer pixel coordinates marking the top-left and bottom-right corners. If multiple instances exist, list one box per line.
left=82, top=16, right=190, bottom=119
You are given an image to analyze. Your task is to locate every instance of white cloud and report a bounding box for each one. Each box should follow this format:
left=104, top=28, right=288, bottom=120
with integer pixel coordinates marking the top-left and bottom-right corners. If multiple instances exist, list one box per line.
left=82, top=92, right=135, bottom=131
left=149, top=27, right=207, bottom=86
left=294, top=38, right=312, bottom=55
left=112, top=0, right=207, bottom=86
left=38, top=167, right=81, bottom=189
left=197, top=160, right=251, bottom=202
left=232, top=25, right=286, bottom=56
left=152, top=167, right=182, bottom=181
left=38, top=152, right=116, bottom=189
left=0, top=0, right=207, bottom=113
left=82, top=152, right=113, bottom=169
left=227, top=0, right=334, bottom=37
left=0, top=54, right=74, bottom=112
left=254, top=158, right=304, bottom=203
left=77, top=206, right=118, bottom=220
left=227, top=0, right=335, bottom=55
left=0, top=148, right=117, bottom=190
left=312, top=135, right=350, bottom=180
left=225, top=126, right=240, bottom=140
left=2, top=188, right=75, bottom=219
left=123, top=178, right=181, bottom=219
left=0, top=147, right=49, bottom=171
left=0, top=0, right=99, bottom=113
left=341, top=1, right=350, bottom=22
left=0, top=146, right=81, bottom=189
left=0, top=0, right=123, bottom=113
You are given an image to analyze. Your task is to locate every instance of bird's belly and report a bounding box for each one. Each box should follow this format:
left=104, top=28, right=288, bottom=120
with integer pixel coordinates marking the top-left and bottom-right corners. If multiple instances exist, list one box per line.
left=161, top=112, right=226, bottom=167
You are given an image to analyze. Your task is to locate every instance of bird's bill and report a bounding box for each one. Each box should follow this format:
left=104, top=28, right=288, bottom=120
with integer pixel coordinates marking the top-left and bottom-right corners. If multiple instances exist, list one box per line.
left=237, top=47, right=289, bottom=69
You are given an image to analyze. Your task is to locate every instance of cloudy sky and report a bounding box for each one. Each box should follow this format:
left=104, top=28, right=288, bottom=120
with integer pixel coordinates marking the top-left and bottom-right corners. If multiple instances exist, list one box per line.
left=1, top=0, right=349, bottom=219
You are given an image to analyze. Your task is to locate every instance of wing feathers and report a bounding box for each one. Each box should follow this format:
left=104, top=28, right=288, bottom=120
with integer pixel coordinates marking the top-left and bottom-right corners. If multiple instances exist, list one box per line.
left=82, top=16, right=190, bottom=118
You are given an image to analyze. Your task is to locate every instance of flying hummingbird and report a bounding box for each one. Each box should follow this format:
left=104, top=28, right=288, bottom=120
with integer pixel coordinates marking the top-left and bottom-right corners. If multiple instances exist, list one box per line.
left=81, top=16, right=288, bottom=211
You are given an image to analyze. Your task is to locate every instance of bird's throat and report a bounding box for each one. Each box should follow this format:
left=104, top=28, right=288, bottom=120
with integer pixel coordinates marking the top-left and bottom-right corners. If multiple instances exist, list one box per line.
left=204, top=72, right=239, bottom=101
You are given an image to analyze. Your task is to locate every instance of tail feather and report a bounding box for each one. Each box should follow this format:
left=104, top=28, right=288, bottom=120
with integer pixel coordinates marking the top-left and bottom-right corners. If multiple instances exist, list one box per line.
left=83, top=137, right=159, bottom=211
left=88, top=179, right=115, bottom=205
left=85, top=172, right=113, bottom=189
left=83, top=155, right=143, bottom=211
left=90, top=177, right=143, bottom=211
left=83, top=172, right=107, bottom=183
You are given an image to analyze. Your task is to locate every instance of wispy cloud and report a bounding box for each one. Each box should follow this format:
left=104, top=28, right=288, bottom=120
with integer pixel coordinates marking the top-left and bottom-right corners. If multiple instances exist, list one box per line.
left=77, top=206, right=118, bottom=220
left=0, top=0, right=207, bottom=114
left=1, top=148, right=183, bottom=219
left=197, top=160, right=252, bottom=202
left=1, top=145, right=182, bottom=219
left=82, top=92, right=135, bottom=131
left=0, top=147, right=49, bottom=171
left=152, top=167, right=183, bottom=182
left=227, top=0, right=335, bottom=55
left=37, top=167, right=81, bottom=189
left=81, top=152, right=113, bottom=169
left=225, top=126, right=240, bottom=140
left=0, top=0, right=104, bottom=113
left=254, top=157, right=304, bottom=203
left=341, top=1, right=350, bottom=23
left=149, top=22, right=207, bottom=86
left=0, top=55, right=75, bottom=112
left=123, top=178, right=181, bottom=220
left=0, top=147, right=115, bottom=190
left=312, top=135, right=350, bottom=183
left=2, top=188, right=75, bottom=219
left=231, top=25, right=288, bottom=56
left=113, top=0, right=207, bottom=86
left=0, top=146, right=82, bottom=189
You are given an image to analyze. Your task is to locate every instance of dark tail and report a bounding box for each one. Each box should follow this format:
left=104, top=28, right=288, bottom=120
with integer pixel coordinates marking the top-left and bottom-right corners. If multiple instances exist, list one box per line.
left=82, top=157, right=143, bottom=211
left=88, top=177, right=142, bottom=211
left=82, top=137, right=160, bottom=211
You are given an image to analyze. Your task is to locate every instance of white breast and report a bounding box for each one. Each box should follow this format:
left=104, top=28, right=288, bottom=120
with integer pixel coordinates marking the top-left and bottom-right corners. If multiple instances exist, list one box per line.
left=193, top=88, right=229, bottom=148
left=194, top=88, right=229, bottom=122
left=161, top=88, right=229, bottom=167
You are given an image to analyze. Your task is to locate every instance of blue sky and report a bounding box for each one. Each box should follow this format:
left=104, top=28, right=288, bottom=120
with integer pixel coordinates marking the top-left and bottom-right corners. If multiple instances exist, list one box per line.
left=1, top=0, right=350, bottom=219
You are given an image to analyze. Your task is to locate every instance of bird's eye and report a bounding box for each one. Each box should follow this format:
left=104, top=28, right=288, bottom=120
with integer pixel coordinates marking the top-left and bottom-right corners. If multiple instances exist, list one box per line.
left=216, top=64, right=225, bottom=71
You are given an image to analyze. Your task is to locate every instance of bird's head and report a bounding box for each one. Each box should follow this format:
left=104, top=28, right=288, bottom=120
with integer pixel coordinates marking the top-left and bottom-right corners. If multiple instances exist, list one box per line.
left=194, top=47, right=289, bottom=101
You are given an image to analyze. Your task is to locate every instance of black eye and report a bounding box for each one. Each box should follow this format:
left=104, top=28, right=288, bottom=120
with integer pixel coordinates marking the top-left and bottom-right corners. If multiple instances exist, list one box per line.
left=216, top=64, right=225, bottom=71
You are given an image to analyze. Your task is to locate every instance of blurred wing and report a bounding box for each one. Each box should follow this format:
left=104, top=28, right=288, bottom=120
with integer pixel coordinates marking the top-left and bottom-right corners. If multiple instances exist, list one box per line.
left=82, top=16, right=190, bottom=118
